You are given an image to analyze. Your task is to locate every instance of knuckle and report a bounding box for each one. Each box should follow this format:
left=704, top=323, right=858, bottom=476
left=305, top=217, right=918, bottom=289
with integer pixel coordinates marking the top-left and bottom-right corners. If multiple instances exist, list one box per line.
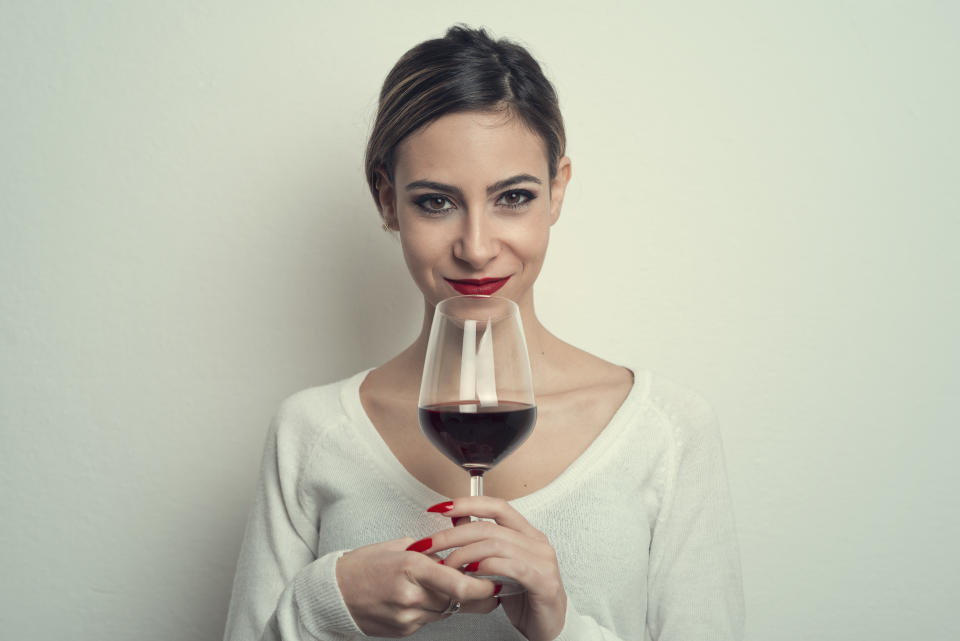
left=385, top=620, right=419, bottom=638
left=395, top=608, right=421, bottom=626
left=518, top=563, right=542, bottom=585
left=451, top=580, right=472, bottom=602
left=474, top=521, right=493, bottom=535
left=395, top=582, right=421, bottom=608
left=545, top=546, right=559, bottom=564
left=513, top=564, right=531, bottom=583
left=399, top=555, right=421, bottom=573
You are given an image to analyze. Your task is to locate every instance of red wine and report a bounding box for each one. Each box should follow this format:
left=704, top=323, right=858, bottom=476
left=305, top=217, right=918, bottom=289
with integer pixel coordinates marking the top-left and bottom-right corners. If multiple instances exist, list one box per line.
left=419, top=401, right=536, bottom=471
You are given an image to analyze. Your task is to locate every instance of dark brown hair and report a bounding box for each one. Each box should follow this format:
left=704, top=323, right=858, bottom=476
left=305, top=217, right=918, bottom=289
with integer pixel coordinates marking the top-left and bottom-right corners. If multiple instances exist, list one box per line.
left=364, top=26, right=566, bottom=213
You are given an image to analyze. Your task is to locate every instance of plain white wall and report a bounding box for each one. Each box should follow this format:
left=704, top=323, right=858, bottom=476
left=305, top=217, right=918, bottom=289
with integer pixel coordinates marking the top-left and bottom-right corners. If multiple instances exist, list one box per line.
left=2, top=2, right=957, bottom=640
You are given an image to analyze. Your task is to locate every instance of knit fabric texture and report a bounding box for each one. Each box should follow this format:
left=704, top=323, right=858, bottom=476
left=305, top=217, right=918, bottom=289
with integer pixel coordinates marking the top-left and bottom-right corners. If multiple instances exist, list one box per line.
left=223, top=368, right=744, bottom=640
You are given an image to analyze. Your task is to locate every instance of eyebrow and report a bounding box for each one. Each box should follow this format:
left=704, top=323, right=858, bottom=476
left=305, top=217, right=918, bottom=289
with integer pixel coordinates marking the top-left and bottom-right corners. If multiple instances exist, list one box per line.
left=405, top=174, right=542, bottom=198
left=485, top=174, right=542, bottom=195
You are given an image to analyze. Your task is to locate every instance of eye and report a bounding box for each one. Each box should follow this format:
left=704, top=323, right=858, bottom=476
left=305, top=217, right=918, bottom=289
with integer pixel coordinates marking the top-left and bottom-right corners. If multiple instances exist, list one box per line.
left=496, top=189, right=536, bottom=209
left=413, top=194, right=456, bottom=215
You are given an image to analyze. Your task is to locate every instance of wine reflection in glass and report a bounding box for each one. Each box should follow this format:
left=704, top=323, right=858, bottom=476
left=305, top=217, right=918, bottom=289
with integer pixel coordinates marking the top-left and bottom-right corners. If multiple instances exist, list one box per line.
left=418, top=295, right=536, bottom=596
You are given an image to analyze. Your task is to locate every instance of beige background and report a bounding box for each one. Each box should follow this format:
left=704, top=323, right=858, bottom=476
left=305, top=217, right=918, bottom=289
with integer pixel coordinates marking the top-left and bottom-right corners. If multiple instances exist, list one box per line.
left=1, top=2, right=957, bottom=640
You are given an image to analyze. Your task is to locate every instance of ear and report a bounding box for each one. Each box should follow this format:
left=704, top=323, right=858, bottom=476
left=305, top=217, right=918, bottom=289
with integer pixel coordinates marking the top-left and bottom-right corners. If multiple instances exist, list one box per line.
left=548, top=156, right=572, bottom=225
left=375, top=168, right=399, bottom=231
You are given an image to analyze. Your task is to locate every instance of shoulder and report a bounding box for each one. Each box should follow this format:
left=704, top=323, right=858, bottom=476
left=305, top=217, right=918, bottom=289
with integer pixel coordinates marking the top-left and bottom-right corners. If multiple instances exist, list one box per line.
left=273, top=377, right=350, bottom=425
left=639, top=372, right=722, bottom=451
left=266, top=370, right=368, bottom=460
left=645, top=373, right=716, bottom=426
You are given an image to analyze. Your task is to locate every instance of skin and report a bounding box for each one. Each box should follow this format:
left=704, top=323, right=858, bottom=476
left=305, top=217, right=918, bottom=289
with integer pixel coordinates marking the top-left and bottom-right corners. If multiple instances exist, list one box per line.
left=338, top=110, right=634, bottom=640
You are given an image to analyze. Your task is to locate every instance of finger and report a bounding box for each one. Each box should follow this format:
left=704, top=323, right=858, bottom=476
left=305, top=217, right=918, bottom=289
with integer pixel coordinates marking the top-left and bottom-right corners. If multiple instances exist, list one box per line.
left=384, top=536, right=420, bottom=551
left=440, top=537, right=528, bottom=570
left=408, top=557, right=500, bottom=604
left=419, top=591, right=458, bottom=617
left=467, top=555, right=564, bottom=599
left=419, top=594, right=498, bottom=619
left=441, top=536, right=543, bottom=572
left=394, top=559, right=470, bottom=617
left=413, top=520, right=539, bottom=558
left=429, top=497, right=542, bottom=538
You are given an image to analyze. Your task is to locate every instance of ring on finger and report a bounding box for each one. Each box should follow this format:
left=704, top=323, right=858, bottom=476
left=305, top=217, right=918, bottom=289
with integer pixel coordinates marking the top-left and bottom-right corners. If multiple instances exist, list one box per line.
left=441, top=597, right=462, bottom=616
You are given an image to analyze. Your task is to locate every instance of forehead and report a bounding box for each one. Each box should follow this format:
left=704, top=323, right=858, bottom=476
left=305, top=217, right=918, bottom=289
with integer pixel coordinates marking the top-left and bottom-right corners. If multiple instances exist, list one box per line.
left=393, top=111, right=549, bottom=182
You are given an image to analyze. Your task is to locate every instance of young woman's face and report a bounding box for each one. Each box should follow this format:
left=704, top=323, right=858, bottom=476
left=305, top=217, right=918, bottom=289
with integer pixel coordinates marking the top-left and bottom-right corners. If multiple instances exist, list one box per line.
left=379, top=111, right=571, bottom=310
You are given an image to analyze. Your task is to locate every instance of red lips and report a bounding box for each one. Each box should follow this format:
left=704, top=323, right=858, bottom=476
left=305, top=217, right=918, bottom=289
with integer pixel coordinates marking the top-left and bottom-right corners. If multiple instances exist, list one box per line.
left=444, top=277, right=510, bottom=296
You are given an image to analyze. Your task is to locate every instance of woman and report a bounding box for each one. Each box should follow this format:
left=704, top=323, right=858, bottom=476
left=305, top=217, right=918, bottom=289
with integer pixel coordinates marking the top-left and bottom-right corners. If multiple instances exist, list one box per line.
left=224, top=26, right=743, bottom=641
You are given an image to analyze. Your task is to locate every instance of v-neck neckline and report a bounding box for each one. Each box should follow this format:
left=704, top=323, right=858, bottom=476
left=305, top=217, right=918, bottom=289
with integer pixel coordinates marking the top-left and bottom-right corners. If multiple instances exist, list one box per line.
left=341, top=366, right=651, bottom=512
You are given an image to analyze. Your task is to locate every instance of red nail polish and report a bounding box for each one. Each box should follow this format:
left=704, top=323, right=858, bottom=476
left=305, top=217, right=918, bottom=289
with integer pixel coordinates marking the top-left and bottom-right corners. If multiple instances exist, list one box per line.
left=464, top=561, right=480, bottom=572
left=427, top=501, right=454, bottom=513
left=493, top=583, right=502, bottom=596
left=438, top=559, right=445, bottom=565
left=406, top=537, right=432, bottom=553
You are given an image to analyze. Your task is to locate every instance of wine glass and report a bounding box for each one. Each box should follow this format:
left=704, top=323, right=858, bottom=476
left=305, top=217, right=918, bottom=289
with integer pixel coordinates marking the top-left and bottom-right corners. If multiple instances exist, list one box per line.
left=418, top=295, right=536, bottom=596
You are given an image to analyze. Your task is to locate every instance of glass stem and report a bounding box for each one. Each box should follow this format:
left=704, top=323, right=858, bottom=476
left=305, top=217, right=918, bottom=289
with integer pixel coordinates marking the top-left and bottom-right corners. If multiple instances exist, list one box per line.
left=470, top=470, right=484, bottom=497
left=465, top=471, right=485, bottom=525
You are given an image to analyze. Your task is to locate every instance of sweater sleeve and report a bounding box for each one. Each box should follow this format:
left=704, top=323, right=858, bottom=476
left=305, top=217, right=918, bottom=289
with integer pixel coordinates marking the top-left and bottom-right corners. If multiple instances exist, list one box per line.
left=550, top=597, right=638, bottom=640
left=644, top=385, right=745, bottom=640
left=222, top=403, right=363, bottom=641
left=549, top=382, right=744, bottom=641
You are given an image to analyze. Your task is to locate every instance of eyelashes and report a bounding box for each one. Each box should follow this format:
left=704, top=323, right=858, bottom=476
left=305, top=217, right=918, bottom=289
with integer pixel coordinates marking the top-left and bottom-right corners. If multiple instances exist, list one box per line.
left=412, top=189, right=538, bottom=216
left=413, top=194, right=455, bottom=214
left=497, top=189, right=535, bottom=209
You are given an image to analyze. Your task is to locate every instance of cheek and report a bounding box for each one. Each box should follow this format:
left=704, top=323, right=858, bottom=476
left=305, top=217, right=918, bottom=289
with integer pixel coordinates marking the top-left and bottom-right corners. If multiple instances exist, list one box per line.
left=400, top=238, right=426, bottom=272
left=512, top=218, right=551, bottom=261
left=399, top=230, right=442, bottom=280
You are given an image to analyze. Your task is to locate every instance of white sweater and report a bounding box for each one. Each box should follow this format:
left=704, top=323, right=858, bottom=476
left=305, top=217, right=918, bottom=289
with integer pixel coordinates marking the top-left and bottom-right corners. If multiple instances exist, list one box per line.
left=223, top=368, right=744, bottom=641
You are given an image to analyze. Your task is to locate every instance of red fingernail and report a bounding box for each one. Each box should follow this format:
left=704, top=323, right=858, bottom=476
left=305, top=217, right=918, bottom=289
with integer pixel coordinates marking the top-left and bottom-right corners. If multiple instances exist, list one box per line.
left=493, top=583, right=502, bottom=596
left=405, top=537, right=432, bottom=553
left=427, top=501, right=454, bottom=513
left=464, top=561, right=480, bottom=572
left=438, top=559, right=445, bottom=565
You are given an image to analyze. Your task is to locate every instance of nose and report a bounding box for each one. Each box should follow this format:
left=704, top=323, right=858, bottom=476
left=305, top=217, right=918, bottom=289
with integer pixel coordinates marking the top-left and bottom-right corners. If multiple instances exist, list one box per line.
left=453, top=212, right=499, bottom=270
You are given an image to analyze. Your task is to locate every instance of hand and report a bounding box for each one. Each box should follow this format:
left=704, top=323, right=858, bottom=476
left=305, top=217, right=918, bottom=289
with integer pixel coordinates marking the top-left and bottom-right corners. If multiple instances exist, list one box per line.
left=420, top=497, right=567, bottom=641
left=336, top=537, right=499, bottom=637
